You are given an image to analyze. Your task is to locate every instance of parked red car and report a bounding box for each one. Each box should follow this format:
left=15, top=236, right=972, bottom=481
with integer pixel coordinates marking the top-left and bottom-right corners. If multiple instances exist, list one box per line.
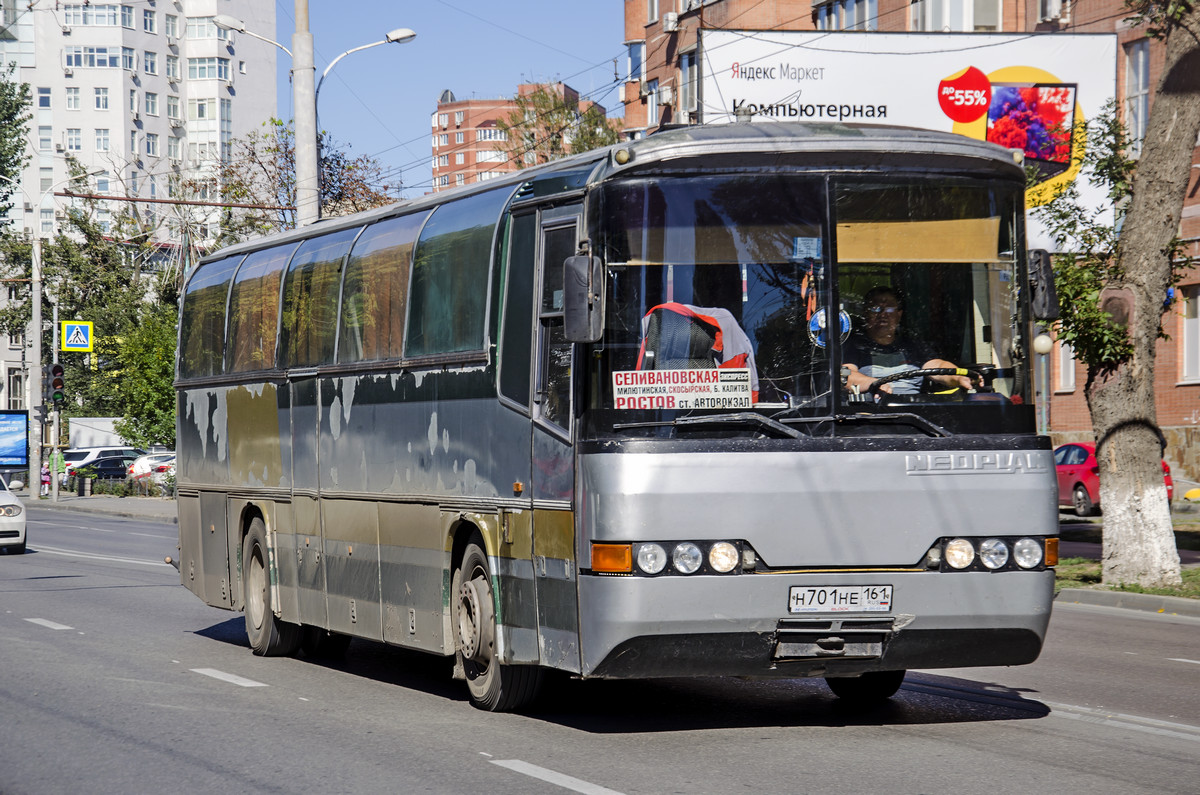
left=1054, top=442, right=1173, bottom=516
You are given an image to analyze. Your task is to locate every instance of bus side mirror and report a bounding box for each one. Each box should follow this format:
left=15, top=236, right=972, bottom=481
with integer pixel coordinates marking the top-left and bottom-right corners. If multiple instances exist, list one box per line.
left=564, top=254, right=605, bottom=342
left=1028, top=249, right=1060, bottom=321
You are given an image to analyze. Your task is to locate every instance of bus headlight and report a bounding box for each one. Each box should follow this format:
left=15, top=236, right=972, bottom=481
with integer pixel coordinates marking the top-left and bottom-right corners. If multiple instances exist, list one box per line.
left=944, top=538, right=975, bottom=570
left=708, top=542, right=739, bottom=573
left=636, top=543, right=667, bottom=574
left=979, top=538, right=1009, bottom=570
left=673, top=542, right=703, bottom=574
left=1013, top=538, right=1044, bottom=569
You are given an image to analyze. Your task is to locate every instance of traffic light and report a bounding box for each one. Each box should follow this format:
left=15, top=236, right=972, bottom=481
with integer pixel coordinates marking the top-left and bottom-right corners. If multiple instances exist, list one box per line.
left=50, top=363, right=65, bottom=409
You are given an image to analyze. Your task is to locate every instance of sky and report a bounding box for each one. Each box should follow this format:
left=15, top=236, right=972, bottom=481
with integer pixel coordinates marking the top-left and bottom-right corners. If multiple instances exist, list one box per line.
left=271, top=0, right=626, bottom=199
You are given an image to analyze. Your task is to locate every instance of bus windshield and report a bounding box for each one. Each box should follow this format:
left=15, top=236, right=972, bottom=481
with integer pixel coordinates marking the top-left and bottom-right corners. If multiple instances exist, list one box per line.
left=588, top=172, right=1030, bottom=438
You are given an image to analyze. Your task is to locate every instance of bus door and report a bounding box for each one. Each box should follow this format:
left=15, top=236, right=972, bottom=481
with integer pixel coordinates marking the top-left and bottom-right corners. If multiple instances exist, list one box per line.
left=289, top=374, right=327, bottom=630
left=531, top=208, right=582, bottom=671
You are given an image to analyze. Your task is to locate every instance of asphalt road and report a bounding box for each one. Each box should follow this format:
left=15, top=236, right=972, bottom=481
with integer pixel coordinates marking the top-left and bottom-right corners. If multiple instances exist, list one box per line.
left=2, top=506, right=1198, bottom=794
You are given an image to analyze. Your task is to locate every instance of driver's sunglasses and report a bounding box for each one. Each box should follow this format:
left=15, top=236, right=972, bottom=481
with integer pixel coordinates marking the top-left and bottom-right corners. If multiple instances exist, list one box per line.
left=866, top=306, right=899, bottom=315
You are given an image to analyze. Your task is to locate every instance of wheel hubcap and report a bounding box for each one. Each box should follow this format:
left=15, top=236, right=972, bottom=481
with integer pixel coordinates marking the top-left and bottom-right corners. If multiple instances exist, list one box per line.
left=457, top=575, right=494, bottom=663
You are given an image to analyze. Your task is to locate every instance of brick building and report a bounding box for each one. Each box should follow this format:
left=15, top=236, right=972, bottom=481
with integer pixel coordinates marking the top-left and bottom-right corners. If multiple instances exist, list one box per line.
left=431, top=83, right=607, bottom=194
left=622, top=0, right=1200, bottom=481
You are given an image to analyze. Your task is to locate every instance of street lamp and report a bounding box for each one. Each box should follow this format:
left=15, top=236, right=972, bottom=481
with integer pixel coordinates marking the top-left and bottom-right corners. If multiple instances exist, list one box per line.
left=0, top=169, right=103, bottom=500
left=213, top=6, right=415, bottom=226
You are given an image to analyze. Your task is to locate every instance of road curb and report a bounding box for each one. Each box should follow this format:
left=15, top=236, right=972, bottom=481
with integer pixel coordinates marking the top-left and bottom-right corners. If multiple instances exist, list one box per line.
left=24, top=497, right=179, bottom=526
left=1057, top=587, right=1200, bottom=618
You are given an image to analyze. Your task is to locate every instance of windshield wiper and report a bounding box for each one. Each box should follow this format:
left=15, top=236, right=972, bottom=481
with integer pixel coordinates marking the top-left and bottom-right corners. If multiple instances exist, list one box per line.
left=614, top=412, right=801, bottom=439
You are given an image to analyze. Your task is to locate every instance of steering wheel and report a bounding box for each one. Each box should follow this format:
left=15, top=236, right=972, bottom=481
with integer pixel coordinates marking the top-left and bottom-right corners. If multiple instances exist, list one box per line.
left=867, top=367, right=983, bottom=406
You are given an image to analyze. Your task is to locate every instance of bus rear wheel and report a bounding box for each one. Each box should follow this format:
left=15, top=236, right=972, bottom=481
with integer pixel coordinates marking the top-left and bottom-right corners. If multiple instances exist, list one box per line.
left=453, top=541, right=542, bottom=711
left=825, top=670, right=906, bottom=704
left=242, top=518, right=301, bottom=656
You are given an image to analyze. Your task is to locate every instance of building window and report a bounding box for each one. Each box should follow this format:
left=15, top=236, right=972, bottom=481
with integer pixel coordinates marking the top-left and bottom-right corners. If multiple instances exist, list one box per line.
left=166, top=55, right=180, bottom=81
left=188, top=57, right=230, bottom=80
left=1056, top=339, right=1076, bottom=392
left=646, top=78, right=659, bottom=125
left=94, top=87, right=109, bottom=109
left=8, top=329, right=23, bottom=349
left=63, top=4, right=121, bottom=26
left=129, top=88, right=137, bottom=113
left=455, top=111, right=464, bottom=125
left=65, top=46, right=122, bottom=68
left=65, top=87, right=80, bottom=110
left=145, top=92, right=158, bottom=115
left=143, top=9, right=156, bottom=33
left=438, top=112, right=448, bottom=127
left=816, top=0, right=878, bottom=31
left=437, top=154, right=449, bottom=167
left=910, top=0, right=996, bottom=31
left=144, top=51, right=158, bottom=75
left=165, top=14, right=178, bottom=38
left=188, top=98, right=212, bottom=120
left=66, top=128, right=81, bottom=151
left=96, top=171, right=109, bottom=194
left=121, top=5, right=133, bottom=28
left=455, top=131, right=464, bottom=144
left=41, top=208, right=53, bottom=234
left=477, top=128, right=507, bottom=142
left=39, top=167, right=52, bottom=193
left=167, top=95, right=180, bottom=119
left=37, top=87, right=50, bottom=108
left=38, top=126, right=52, bottom=151
left=1184, top=286, right=1200, bottom=382
left=679, top=50, right=696, bottom=113
left=122, top=47, right=136, bottom=71
left=648, top=0, right=659, bottom=24
left=627, top=41, right=645, bottom=82
left=185, top=16, right=230, bottom=40
left=1125, top=39, right=1150, bottom=158
left=455, top=152, right=464, bottom=164
left=8, top=369, right=23, bottom=411
left=130, top=130, right=138, bottom=154
left=456, top=173, right=465, bottom=186
left=476, top=150, right=506, bottom=163
left=167, top=136, right=180, bottom=160
left=95, top=128, right=110, bottom=152
left=439, top=133, right=448, bottom=146
left=146, top=133, right=159, bottom=156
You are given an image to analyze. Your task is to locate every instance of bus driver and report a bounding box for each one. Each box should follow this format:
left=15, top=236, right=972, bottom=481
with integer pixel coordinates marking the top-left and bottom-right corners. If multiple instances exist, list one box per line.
left=841, top=286, right=977, bottom=396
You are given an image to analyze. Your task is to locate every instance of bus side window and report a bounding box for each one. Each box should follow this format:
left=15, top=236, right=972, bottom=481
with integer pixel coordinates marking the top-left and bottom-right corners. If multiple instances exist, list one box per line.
left=179, top=254, right=243, bottom=378
left=280, top=226, right=360, bottom=369
left=537, top=224, right=577, bottom=430
left=499, top=213, right=537, bottom=407
left=338, top=211, right=429, bottom=363
left=227, top=244, right=297, bottom=373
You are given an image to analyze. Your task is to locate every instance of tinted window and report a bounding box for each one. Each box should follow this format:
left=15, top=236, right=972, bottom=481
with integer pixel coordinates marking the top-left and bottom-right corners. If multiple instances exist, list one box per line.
left=406, top=189, right=509, bottom=356
left=280, top=227, right=361, bottom=368
left=227, top=244, right=298, bottom=373
left=179, top=254, right=243, bottom=378
left=338, top=211, right=430, bottom=363
left=499, top=213, right=535, bottom=405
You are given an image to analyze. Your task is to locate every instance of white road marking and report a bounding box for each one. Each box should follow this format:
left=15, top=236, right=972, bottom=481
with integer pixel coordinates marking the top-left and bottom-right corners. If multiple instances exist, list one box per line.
left=1046, top=701, right=1200, bottom=743
left=190, top=668, right=268, bottom=688
left=491, top=760, right=625, bottom=795
left=127, top=532, right=173, bottom=539
left=1168, top=658, right=1200, bottom=665
left=25, top=618, right=73, bottom=630
left=34, top=545, right=171, bottom=567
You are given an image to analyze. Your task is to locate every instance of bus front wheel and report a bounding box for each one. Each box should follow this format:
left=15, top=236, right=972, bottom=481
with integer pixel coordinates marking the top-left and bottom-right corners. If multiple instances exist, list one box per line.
left=824, top=670, right=906, bottom=704
left=242, top=518, right=301, bottom=656
left=453, top=541, right=542, bottom=711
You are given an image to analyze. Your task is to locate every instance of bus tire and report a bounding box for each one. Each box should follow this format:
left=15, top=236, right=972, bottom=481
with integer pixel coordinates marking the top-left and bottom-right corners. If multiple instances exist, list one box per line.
left=453, top=541, right=542, bottom=712
left=825, top=670, right=906, bottom=704
left=242, top=518, right=301, bottom=656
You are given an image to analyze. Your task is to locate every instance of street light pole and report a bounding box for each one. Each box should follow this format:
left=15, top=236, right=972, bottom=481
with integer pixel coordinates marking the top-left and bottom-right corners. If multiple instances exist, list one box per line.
left=292, top=0, right=319, bottom=227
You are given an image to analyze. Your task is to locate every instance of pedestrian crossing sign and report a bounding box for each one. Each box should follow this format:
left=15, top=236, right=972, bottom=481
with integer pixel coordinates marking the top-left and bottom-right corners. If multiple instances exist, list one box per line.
left=61, top=321, right=93, bottom=352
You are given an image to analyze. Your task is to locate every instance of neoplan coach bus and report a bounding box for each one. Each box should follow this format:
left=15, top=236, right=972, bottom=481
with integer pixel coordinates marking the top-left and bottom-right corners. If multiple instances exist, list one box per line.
left=175, top=122, right=1060, bottom=711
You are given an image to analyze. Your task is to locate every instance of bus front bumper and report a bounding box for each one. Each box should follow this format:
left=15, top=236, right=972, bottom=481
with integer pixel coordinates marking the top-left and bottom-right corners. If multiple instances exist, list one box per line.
left=577, top=568, right=1055, bottom=679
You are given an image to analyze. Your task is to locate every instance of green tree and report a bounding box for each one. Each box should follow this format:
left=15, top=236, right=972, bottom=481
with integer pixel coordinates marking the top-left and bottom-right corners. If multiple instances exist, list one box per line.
left=497, top=84, right=620, bottom=168
left=111, top=300, right=177, bottom=448
left=0, top=63, right=31, bottom=217
left=1033, top=1, right=1200, bottom=588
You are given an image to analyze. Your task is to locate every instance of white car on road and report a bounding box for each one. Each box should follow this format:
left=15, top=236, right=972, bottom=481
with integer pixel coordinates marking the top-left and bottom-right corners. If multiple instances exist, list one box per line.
left=0, top=475, right=26, bottom=555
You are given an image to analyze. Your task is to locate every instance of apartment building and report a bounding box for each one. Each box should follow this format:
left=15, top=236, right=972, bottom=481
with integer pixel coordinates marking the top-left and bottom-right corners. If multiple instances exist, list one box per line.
left=431, top=83, right=607, bottom=193
left=0, top=0, right=276, bottom=410
left=622, top=0, right=1200, bottom=480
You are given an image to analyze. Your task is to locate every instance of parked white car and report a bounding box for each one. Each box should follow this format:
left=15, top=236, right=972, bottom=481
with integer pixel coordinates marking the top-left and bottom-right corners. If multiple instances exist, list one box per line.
left=0, top=475, right=26, bottom=555
left=62, top=446, right=145, bottom=479
left=127, top=452, right=175, bottom=482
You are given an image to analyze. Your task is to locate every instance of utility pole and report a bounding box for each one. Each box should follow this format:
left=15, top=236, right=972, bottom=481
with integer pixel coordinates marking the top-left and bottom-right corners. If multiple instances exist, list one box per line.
left=28, top=238, right=41, bottom=497
left=293, top=0, right=318, bottom=226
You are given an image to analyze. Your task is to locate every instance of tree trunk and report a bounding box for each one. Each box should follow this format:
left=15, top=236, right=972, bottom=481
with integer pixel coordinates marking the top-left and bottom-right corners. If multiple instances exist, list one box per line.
left=1086, top=7, right=1200, bottom=587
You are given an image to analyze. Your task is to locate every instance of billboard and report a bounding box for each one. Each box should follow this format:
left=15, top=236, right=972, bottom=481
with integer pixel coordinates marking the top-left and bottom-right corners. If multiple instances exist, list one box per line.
left=0, top=411, right=28, bottom=468
left=701, top=32, right=1117, bottom=248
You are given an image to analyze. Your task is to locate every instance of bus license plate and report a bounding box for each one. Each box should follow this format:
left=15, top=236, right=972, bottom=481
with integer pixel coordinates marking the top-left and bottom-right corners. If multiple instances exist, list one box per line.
left=788, top=585, right=893, bottom=614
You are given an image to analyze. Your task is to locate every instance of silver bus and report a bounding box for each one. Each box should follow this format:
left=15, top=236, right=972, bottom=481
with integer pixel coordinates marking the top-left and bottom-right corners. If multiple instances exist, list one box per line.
left=175, top=122, right=1059, bottom=711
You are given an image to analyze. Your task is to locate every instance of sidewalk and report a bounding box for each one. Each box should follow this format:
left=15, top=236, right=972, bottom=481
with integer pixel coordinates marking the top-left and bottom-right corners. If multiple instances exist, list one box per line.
left=23, top=493, right=179, bottom=524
